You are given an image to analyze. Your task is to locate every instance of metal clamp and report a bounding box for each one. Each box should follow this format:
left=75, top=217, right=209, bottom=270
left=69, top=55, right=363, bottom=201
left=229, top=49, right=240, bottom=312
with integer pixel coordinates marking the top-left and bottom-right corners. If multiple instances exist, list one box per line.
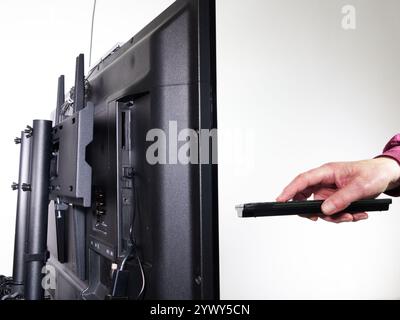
left=55, top=198, right=69, bottom=219
left=25, top=251, right=50, bottom=264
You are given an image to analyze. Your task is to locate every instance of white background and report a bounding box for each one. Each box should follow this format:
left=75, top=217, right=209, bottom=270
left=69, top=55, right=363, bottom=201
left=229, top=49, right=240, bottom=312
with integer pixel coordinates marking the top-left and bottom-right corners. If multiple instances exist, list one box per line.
left=1, top=0, right=400, bottom=299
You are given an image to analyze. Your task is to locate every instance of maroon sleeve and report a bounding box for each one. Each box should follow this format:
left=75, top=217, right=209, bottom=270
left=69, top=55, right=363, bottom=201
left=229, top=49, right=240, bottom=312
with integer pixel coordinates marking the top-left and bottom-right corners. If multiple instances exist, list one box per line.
left=377, top=134, right=400, bottom=197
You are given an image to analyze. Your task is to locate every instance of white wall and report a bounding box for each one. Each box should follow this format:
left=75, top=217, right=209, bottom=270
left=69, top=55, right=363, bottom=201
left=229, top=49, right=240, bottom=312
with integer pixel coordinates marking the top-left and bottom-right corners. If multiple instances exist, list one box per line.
left=218, top=0, right=400, bottom=299
left=1, top=0, right=400, bottom=299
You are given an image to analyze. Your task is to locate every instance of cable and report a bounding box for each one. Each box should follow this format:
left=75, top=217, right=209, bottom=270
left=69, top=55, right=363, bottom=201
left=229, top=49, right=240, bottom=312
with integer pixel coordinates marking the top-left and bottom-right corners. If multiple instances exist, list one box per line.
left=89, top=0, right=97, bottom=68
left=0, top=276, right=14, bottom=299
left=132, top=177, right=146, bottom=300
left=1, top=292, right=20, bottom=301
left=119, top=245, right=134, bottom=272
left=119, top=179, right=138, bottom=271
left=116, top=171, right=146, bottom=300
left=136, top=255, right=146, bottom=300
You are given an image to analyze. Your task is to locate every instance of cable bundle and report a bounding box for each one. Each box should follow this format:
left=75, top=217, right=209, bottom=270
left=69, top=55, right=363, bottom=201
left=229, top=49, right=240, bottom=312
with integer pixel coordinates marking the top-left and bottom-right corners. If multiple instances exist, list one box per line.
left=0, top=276, right=13, bottom=299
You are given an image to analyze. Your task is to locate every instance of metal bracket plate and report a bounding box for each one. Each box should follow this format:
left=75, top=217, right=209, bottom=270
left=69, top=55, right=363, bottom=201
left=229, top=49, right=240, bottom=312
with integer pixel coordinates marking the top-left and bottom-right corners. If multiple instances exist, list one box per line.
left=50, top=103, right=94, bottom=207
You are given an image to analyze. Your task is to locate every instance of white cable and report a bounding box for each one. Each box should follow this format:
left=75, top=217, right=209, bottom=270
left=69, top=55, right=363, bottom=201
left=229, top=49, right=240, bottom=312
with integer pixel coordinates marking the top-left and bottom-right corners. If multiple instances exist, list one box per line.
left=136, top=256, right=146, bottom=300
left=89, top=0, right=97, bottom=67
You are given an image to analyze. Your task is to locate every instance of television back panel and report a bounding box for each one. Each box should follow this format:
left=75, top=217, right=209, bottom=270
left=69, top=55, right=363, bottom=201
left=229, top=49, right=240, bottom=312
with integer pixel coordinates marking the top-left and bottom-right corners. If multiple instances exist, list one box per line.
left=48, top=0, right=219, bottom=300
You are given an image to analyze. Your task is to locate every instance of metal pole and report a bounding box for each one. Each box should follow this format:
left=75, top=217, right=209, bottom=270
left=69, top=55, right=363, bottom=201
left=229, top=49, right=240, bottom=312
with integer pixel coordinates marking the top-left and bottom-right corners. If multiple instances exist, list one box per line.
left=25, top=120, right=53, bottom=300
left=11, top=132, right=32, bottom=295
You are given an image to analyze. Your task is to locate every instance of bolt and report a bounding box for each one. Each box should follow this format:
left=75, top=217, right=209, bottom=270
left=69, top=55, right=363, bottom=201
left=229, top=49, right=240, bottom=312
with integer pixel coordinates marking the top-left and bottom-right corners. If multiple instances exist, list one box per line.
left=195, top=276, right=202, bottom=286
left=96, top=192, right=105, bottom=198
left=24, top=126, right=33, bottom=138
left=21, top=183, right=32, bottom=192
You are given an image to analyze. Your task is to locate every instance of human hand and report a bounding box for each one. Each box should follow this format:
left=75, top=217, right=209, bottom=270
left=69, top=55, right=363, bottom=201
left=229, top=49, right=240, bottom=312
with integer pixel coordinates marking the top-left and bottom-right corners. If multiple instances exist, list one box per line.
left=276, top=158, right=400, bottom=223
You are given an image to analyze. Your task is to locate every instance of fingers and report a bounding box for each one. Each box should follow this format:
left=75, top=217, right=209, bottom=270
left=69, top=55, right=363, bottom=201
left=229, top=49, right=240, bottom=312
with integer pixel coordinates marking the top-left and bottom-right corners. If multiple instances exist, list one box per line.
left=321, top=179, right=367, bottom=215
left=353, top=213, right=369, bottom=222
left=276, top=165, right=371, bottom=223
left=294, top=189, right=319, bottom=221
left=301, top=212, right=369, bottom=223
left=299, top=214, right=319, bottom=222
left=277, top=165, right=335, bottom=202
left=320, top=212, right=369, bottom=223
left=300, top=212, right=369, bottom=223
left=293, top=188, right=314, bottom=202
left=322, top=213, right=354, bottom=223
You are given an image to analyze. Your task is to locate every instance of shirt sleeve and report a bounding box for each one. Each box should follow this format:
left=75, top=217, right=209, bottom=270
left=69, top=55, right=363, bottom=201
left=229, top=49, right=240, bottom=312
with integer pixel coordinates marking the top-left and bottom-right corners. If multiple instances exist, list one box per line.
left=377, top=134, right=400, bottom=197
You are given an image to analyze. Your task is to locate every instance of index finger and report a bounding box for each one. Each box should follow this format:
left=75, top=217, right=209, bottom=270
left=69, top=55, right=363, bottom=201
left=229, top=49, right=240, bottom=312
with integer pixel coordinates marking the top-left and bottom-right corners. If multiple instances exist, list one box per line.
left=276, top=165, right=335, bottom=202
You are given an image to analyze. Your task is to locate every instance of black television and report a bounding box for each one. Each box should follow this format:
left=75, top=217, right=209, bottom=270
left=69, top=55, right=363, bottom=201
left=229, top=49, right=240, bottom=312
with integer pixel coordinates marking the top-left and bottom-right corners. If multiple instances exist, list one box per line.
left=5, top=0, right=218, bottom=301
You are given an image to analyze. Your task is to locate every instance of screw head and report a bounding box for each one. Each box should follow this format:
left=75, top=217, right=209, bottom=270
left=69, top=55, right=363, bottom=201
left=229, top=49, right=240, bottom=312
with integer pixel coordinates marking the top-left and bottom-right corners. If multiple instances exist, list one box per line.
left=11, top=183, right=19, bottom=191
left=195, top=276, right=202, bottom=286
left=14, top=138, right=22, bottom=145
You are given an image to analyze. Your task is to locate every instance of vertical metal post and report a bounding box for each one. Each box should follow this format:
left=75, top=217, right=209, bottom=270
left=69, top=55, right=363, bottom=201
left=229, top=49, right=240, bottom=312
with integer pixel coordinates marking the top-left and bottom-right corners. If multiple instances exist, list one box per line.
left=12, top=132, right=32, bottom=295
left=25, top=120, right=53, bottom=300
left=73, top=206, right=86, bottom=280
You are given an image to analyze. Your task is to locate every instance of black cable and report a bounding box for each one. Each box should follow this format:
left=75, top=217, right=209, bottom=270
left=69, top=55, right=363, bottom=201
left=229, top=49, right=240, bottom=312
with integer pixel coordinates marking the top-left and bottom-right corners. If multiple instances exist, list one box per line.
left=119, top=175, right=138, bottom=271
left=116, top=171, right=146, bottom=300
left=0, top=276, right=14, bottom=299
left=132, top=178, right=145, bottom=300
left=0, top=276, right=14, bottom=288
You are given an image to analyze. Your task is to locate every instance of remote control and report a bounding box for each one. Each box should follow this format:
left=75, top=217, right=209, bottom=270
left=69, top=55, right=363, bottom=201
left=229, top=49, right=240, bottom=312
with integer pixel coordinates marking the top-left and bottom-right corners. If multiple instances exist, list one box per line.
left=236, top=199, right=392, bottom=218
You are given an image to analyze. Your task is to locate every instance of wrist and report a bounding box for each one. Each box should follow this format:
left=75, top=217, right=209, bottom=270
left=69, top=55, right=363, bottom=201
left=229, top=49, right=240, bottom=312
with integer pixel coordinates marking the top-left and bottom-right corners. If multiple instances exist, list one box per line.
left=375, top=157, right=400, bottom=191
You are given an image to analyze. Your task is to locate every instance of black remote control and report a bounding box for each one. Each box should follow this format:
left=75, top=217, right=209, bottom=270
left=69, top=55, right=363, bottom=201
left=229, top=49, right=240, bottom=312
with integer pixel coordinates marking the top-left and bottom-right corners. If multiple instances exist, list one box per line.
left=236, top=199, right=392, bottom=218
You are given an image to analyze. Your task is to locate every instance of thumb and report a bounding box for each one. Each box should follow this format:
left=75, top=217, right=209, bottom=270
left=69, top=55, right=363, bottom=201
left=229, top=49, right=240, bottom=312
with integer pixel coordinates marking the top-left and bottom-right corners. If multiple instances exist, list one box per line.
left=322, top=181, right=366, bottom=215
